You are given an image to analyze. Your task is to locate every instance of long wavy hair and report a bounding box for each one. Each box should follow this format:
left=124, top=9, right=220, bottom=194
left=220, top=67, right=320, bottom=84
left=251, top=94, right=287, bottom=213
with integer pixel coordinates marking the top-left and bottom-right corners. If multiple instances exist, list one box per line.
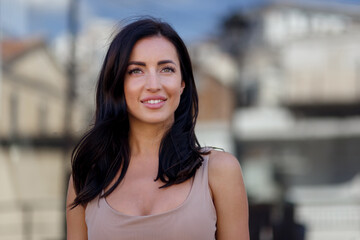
left=70, top=17, right=208, bottom=208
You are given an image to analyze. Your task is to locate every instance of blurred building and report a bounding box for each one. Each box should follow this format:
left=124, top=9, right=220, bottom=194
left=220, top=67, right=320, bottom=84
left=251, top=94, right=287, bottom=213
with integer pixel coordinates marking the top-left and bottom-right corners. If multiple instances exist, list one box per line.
left=191, top=42, right=239, bottom=153
left=52, top=18, right=116, bottom=115
left=217, top=1, right=360, bottom=239
left=0, top=38, right=87, bottom=239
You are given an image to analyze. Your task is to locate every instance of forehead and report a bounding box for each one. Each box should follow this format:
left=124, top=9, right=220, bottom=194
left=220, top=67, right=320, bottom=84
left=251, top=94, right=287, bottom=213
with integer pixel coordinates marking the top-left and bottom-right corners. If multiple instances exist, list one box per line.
left=129, top=36, right=179, bottom=63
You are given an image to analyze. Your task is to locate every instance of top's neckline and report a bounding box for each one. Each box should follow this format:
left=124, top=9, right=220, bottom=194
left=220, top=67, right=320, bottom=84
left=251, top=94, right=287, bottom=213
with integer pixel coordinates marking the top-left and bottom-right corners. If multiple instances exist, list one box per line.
left=101, top=156, right=206, bottom=218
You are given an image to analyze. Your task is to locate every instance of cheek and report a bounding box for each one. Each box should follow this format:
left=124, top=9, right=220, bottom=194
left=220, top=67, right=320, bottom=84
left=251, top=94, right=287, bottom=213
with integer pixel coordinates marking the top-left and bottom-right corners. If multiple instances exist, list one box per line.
left=169, top=83, right=183, bottom=99
left=124, top=80, right=138, bottom=100
left=171, top=86, right=183, bottom=108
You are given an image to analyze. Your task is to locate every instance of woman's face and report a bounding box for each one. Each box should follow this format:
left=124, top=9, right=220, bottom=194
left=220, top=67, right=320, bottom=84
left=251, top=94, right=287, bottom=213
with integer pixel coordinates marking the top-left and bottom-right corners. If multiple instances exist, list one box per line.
left=124, top=36, right=185, bottom=127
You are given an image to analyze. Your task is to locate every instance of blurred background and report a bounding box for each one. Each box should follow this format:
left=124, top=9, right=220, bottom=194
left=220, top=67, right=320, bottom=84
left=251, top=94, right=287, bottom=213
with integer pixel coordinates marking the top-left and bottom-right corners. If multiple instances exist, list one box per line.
left=1, top=0, right=360, bottom=239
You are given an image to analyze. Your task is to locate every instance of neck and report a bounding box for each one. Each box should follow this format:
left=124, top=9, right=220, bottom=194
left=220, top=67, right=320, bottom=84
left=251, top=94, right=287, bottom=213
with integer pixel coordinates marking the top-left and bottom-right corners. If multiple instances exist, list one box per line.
left=128, top=121, right=172, bottom=158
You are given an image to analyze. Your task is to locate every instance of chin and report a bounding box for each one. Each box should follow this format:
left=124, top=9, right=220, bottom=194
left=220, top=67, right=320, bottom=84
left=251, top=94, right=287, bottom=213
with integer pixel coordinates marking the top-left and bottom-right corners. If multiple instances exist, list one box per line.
left=145, top=117, right=174, bottom=126
left=130, top=113, right=175, bottom=126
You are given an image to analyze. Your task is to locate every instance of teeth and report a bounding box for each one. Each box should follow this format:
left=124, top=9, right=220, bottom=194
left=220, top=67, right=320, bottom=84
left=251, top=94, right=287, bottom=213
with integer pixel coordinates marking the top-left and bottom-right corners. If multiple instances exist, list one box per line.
left=145, top=99, right=163, bottom=104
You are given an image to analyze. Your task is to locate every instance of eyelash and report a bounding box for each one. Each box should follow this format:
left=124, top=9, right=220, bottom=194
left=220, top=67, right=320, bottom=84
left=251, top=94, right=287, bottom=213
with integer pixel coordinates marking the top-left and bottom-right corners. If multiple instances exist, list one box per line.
left=128, top=68, right=142, bottom=74
left=127, top=66, right=176, bottom=75
left=162, top=66, right=175, bottom=73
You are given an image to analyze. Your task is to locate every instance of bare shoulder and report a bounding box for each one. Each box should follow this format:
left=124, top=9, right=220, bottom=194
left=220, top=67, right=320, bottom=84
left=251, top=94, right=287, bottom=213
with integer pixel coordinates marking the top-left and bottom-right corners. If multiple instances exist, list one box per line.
left=66, top=175, right=88, bottom=240
left=208, top=149, right=240, bottom=166
left=207, top=149, right=249, bottom=239
left=207, top=149, right=245, bottom=198
left=208, top=150, right=243, bottom=182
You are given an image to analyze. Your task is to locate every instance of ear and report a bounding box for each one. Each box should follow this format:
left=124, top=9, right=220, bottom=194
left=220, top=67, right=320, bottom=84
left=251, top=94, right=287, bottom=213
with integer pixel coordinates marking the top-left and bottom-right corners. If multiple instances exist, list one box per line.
left=180, top=81, right=185, bottom=94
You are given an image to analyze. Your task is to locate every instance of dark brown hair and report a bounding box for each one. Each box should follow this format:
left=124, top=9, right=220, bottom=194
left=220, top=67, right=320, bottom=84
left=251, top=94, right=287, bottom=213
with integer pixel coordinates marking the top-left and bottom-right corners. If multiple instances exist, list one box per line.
left=70, top=17, right=208, bottom=208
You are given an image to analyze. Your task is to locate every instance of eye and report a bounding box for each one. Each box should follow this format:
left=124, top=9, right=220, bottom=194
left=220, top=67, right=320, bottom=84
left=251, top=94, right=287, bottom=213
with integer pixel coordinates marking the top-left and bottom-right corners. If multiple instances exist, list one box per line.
left=128, top=68, right=143, bottom=74
left=161, top=66, right=175, bottom=73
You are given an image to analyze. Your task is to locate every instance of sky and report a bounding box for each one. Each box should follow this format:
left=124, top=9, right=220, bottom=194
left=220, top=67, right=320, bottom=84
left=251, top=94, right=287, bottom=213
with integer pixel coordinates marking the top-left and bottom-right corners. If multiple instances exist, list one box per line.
left=1, top=0, right=360, bottom=43
left=24, top=0, right=263, bottom=43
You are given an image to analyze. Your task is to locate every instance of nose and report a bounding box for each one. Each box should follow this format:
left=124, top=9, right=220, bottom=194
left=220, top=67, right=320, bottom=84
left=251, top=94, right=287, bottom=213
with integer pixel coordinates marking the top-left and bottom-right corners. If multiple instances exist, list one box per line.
left=145, top=71, right=161, bottom=92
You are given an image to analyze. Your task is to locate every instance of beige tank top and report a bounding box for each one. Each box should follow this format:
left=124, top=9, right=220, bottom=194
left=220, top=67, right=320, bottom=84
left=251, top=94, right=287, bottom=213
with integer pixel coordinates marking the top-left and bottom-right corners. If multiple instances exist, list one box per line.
left=85, top=155, right=217, bottom=240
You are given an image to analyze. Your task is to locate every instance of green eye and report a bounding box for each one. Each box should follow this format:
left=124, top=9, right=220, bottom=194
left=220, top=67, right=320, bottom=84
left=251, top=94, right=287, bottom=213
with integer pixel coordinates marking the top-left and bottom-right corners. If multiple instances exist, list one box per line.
left=128, top=68, right=142, bottom=74
left=162, top=67, right=175, bottom=73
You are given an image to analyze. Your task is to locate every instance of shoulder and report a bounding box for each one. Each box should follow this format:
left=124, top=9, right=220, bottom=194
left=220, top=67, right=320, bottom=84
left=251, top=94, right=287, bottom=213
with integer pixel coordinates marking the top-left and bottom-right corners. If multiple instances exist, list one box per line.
left=207, top=150, right=250, bottom=239
left=207, top=149, right=245, bottom=199
left=207, top=149, right=240, bottom=167
left=207, top=150, right=243, bottom=183
left=66, top=175, right=88, bottom=240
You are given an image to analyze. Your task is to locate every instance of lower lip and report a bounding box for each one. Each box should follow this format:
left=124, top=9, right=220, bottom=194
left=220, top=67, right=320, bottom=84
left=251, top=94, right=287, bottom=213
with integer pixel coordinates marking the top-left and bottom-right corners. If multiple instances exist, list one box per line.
left=142, top=101, right=166, bottom=109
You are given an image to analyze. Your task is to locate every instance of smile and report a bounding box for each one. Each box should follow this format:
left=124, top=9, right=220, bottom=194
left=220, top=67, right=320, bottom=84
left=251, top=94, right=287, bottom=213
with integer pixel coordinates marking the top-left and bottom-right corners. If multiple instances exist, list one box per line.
left=140, top=97, right=167, bottom=109
left=143, top=99, right=164, bottom=104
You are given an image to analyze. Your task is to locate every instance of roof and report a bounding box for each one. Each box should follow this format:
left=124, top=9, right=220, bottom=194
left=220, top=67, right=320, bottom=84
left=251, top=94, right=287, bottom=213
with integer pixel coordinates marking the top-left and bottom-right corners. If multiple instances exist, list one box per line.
left=1, top=38, right=45, bottom=63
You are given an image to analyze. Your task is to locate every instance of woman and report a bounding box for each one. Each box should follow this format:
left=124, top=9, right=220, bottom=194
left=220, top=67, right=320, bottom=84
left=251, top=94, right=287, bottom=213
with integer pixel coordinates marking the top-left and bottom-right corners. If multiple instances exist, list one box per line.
left=67, top=17, right=249, bottom=240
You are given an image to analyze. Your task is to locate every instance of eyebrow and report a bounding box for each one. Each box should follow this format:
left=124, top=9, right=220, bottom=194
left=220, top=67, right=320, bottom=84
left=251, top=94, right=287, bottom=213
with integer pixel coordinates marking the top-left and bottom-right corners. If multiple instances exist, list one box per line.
left=158, top=60, right=177, bottom=66
left=128, top=60, right=177, bottom=66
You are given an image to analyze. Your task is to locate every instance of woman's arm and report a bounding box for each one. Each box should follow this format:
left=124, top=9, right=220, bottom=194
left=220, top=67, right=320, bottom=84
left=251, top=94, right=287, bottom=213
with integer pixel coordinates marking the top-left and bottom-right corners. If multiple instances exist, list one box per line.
left=66, top=176, right=88, bottom=240
left=208, top=150, right=250, bottom=240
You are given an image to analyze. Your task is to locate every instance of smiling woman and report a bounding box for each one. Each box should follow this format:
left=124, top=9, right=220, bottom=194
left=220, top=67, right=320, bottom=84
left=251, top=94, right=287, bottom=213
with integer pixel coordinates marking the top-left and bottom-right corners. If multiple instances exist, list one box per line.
left=66, top=17, right=249, bottom=240
left=124, top=36, right=184, bottom=126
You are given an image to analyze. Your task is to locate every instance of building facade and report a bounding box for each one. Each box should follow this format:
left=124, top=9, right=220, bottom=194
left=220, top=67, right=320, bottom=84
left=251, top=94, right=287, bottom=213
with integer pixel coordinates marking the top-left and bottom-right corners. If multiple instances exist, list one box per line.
left=220, top=2, right=360, bottom=240
left=0, top=38, right=88, bottom=240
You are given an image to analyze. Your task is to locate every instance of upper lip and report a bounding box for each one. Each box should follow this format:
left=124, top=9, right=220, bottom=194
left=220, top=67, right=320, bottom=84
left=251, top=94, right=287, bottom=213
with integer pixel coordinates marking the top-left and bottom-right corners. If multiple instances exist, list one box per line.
left=140, top=95, right=167, bottom=102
